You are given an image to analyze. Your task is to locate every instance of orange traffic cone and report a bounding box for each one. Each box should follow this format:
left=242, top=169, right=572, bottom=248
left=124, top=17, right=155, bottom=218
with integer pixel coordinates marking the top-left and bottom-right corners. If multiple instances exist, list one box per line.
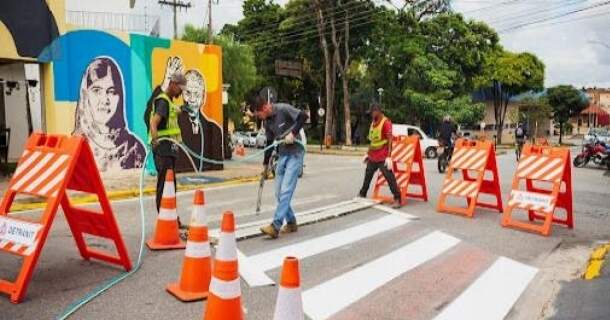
left=204, top=211, right=243, bottom=320
left=146, top=169, right=186, bottom=250
left=273, top=257, right=304, bottom=320
left=167, top=190, right=212, bottom=301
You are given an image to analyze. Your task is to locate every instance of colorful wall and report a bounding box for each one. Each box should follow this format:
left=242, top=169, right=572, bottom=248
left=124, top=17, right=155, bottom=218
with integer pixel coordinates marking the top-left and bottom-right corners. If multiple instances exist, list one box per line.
left=36, top=30, right=224, bottom=172
left=0, top=0, right=65, bottom=61
left=1, top=0, right=224, bottom=173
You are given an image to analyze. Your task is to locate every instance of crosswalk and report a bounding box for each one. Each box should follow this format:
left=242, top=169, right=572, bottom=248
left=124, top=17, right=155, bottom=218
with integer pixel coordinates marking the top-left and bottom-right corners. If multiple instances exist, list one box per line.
left=237, top=206, right=538, bottom=320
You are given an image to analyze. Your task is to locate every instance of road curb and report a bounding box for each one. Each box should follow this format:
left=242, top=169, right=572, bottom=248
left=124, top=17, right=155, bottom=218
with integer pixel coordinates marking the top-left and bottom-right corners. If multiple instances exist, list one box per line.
left=584, top=243, right=610, bottom=280
left=8, top=175, right=260, bottom=213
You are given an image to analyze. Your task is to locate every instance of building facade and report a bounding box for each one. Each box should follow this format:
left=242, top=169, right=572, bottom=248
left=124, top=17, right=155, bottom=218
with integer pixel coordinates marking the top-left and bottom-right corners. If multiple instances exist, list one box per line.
left=0, top=0, right=224, bottom=173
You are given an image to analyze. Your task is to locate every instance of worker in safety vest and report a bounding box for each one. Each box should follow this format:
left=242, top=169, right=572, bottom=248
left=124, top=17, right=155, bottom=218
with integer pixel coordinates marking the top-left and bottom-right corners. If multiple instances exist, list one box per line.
left=149, top=73, right=186, bottom=218
left=358, top=104, right=402, bottom=208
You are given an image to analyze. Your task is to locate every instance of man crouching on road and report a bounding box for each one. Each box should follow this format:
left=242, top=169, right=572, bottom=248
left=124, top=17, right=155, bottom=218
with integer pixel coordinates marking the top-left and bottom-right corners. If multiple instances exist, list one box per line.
left=249, top=92, right=309, bottom=239
left=359, top=104, right=402, bottom=209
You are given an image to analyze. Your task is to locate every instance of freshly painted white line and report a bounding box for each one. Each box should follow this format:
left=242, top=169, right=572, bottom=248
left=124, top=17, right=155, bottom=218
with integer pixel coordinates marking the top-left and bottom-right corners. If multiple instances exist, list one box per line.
left=302, top=231, right=461, bottom=320
left=372, top=204, right=419, bottom=220
left=240, top=214, right=410, bottom=287
left=237, top=250, right=275, bottom=286
left=433, top=256, right=538, bottom=320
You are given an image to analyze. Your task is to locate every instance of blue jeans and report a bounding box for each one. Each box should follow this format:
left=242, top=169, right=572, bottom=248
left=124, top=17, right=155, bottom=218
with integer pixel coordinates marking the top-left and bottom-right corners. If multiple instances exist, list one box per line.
left=272, top=151, right=304, bottom=230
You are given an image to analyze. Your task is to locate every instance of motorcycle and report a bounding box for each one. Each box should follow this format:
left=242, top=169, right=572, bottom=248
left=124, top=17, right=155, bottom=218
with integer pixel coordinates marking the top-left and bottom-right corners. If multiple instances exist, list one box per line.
left=573, top=136, right=609, bottom=168
left=437, top=141, right=454, bottom=173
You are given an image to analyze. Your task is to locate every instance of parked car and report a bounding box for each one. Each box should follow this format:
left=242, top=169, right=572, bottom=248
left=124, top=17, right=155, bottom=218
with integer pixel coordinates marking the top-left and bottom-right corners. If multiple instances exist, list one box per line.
left=255, top=130, right=267, bottom=148
left=231, top=131, right=246, bottom=146
left=236, top=131, right=257, bottom=147
left=392, top=124, right=440, bottom=158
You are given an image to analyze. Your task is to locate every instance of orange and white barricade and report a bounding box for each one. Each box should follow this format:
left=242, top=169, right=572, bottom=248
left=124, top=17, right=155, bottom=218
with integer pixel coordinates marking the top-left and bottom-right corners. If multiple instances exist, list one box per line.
left=0, top=133, right=131, bottom=303
left=502, top=144, right=573, bottom=236
left=534, top=137, right=550, bottom=146
left=437, top=139, right=503, bottom=218
left=373, top=136, right=428, bottom=205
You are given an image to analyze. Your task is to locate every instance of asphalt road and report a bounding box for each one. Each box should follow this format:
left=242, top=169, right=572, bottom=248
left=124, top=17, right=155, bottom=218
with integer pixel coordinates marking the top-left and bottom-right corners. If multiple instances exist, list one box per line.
left=1, top=149, right=609, bottom=319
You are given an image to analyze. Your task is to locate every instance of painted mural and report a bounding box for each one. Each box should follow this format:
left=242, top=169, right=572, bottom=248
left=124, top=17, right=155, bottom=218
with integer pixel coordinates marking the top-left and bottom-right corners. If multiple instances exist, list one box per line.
left=0, top=0, right=64, bottom=60
left=37, top=29, right=224, bottom=173
left=73, top=57, right=145, bottom=171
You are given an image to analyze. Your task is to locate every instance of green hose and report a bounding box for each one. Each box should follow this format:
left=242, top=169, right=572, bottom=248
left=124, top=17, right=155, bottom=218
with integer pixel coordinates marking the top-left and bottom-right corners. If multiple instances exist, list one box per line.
left=56, top=138, right=304, bottom=319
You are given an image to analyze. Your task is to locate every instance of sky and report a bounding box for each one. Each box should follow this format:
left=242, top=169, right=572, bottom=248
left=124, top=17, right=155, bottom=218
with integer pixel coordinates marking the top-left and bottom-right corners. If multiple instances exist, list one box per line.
left=67, top=0, right=610, bottom=88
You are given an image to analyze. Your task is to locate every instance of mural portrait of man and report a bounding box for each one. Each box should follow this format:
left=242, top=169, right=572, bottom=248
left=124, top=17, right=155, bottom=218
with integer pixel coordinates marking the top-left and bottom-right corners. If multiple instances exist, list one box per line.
left=177, top=69, right=223, bottom=171
left=145, top=55, right=223, bottom=172
left=73, top=57, right=145, bottom=171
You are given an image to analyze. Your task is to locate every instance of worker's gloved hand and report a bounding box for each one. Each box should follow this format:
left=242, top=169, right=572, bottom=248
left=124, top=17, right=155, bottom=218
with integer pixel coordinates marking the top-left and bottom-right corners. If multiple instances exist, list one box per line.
left=284, top=132, right=295, bottom=145
left=385, top=157, right=393, bottom=169
left=362, top=154, right=368, bottom=164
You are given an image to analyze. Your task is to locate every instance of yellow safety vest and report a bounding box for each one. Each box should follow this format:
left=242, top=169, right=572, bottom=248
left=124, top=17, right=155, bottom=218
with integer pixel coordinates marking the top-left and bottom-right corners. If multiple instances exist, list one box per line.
left=152, top=92, right=181, bottom=142
left=368, top=117, right=388, bottom=150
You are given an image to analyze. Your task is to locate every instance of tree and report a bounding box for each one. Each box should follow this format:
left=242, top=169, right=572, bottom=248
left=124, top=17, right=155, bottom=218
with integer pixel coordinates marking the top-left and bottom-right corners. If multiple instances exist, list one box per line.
left=362, top=12, right=496, bottom=131
left=385, top=0, right=451, bottom=21
left=475, top=50, right=545, bottom=144
left=546, top=85, right=588, bottom=144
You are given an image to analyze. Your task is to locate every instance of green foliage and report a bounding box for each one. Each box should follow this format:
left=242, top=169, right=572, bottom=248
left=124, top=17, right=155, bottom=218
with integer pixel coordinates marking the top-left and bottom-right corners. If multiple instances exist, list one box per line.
left=361, top=12, right=497, bottom=127
left=547, top=85, right=588, bottom=124
left=475, top=51, right=545, bottom=94
left=546, top=85, right=588, bottom=143
left=182, top=24, right=259, bottom=125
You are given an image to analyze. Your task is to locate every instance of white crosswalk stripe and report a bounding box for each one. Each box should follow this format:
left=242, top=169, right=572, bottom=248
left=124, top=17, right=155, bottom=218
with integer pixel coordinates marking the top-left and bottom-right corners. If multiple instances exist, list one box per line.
left=237, top=207, right=539, bottom=320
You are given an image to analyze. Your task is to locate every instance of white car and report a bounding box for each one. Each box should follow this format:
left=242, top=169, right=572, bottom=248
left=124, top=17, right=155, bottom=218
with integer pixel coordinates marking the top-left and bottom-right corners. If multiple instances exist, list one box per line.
left=255, top=130, right=267, bottom=148
left=243, top=132, right=258, bottom=147
left=392, top=124, right=440, bottom=158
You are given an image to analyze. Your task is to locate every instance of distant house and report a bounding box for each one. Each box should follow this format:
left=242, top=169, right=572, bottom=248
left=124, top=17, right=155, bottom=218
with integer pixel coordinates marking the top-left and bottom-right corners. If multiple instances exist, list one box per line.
left=572, top=88, right=610, bottom=134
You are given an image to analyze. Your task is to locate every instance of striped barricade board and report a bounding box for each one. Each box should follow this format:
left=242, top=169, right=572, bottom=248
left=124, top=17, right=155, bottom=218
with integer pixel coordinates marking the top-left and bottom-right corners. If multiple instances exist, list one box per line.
left=502, top=144, right=573, bottom=236
left=0, top=133, right=132, bottom=304
left=437, top=139, right=503, bottom=218
left=373, top=136, right=428, bottom=206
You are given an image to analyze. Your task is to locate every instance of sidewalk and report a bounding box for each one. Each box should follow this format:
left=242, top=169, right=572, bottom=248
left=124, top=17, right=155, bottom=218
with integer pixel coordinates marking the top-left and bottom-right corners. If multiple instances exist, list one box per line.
left=0, top=159, right=262, bottom=212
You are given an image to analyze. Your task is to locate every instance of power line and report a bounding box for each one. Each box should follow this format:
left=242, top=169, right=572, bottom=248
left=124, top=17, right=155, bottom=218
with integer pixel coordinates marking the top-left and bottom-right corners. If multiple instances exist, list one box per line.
left=240, top=14, right=377, bottom=51
left=487, top=0, right=587, bottom=28
left=497, top=0, right=610, bottom=33
left=243, top=10, right=375, bottom=48
left=498, top=8, right=610, bottom=33
left=233, top=1, right=371, bottom=40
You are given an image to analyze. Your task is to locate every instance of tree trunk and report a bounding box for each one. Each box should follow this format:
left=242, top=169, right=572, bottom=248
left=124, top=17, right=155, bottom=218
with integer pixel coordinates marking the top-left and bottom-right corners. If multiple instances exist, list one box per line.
left=314, top=0, right=334, bottom=145
left=559, top=121, right=564, bottom=145
left=330, top=8, right=352, bottom=146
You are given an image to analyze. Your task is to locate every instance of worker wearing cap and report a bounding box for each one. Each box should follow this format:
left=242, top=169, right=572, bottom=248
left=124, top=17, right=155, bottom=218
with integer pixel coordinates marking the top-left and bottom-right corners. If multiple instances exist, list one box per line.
left=248, top=91, right=309, bottom=239
left=359, top=104, right=402, bottom=208
left=149, top=73, right=186, bottom=215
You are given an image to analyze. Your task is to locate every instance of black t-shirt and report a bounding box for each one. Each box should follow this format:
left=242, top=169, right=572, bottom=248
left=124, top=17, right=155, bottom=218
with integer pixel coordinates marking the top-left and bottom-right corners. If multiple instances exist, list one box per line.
left=154, top=97, right=169, bottom=130
left=439, top=122, right=456, bottom=142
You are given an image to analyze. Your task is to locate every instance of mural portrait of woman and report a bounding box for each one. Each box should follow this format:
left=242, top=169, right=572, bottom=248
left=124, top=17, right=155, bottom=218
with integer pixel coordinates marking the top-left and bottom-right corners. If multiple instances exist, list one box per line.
left=73, top=57, right=145, bottom=171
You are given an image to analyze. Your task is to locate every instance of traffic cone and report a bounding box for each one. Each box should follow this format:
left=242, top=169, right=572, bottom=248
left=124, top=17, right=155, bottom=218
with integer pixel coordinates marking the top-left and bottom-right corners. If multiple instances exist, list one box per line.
left=204, top=211, right=243, bottom=320
left=167, top=190, right=212, bottom=301
left=273, top=257, right=304, bottom=320
left=146, top=169, right=186, bottom=250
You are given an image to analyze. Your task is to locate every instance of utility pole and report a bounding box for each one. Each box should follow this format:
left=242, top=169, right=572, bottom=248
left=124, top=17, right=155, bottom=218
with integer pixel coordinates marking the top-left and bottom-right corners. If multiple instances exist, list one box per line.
left=158, top=0, right=192, bottom=39
left=208, top=0, right=213, bottom=43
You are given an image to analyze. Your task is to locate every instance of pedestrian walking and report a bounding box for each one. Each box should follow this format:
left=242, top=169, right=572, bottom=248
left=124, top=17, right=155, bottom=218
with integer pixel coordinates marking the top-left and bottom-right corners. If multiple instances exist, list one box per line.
left=358, top=104, right=402, bottom=208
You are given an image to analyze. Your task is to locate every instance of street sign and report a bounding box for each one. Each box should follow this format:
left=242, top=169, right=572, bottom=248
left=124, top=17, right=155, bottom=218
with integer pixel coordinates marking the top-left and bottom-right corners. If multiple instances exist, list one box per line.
left=275, top=60, right=303, bottom=79
left=318, top=108, right=325, bottom=117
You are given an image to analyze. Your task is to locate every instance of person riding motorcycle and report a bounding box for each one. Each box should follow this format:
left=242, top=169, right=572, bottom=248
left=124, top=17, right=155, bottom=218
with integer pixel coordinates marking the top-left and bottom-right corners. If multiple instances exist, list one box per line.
left=439, top=115, right=457, bottom=152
